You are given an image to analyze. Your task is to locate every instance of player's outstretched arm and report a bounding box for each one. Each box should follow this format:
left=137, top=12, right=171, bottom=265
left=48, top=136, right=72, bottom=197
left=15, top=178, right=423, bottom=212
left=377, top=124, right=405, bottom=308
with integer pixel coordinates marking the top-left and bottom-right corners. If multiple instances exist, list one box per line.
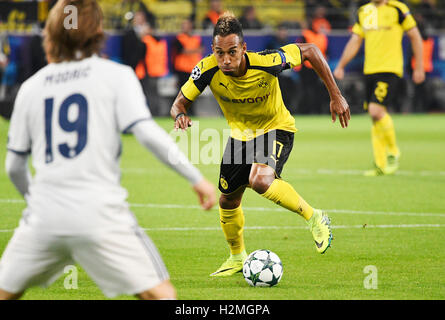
left=131, top=119, right=216, bottom=210
left=406, top=27, right=425, bottom=84
left=298, top=43, right=351, bottom=128
left=333, top=33, right=363, bottom=80
left=5, top=151, right=31, bottom=197
left=170, top=91, right=193, bottom=131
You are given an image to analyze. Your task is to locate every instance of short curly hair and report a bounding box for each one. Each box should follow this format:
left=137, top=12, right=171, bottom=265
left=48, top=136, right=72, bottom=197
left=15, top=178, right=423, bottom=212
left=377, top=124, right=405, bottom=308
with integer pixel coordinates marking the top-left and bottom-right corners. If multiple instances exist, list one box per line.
left=213, top=11, right=244, bottom=43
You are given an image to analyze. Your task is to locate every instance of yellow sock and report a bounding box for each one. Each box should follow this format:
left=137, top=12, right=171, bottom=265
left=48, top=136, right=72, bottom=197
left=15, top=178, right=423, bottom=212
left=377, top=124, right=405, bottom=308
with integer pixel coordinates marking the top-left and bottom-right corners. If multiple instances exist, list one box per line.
left=219, top=206, right=245, bottom=255
left=376, top=113, right=399, bottom=156
left=261, top=179, right=314, bottom=221
left=371, top=122, right=387, bottom=169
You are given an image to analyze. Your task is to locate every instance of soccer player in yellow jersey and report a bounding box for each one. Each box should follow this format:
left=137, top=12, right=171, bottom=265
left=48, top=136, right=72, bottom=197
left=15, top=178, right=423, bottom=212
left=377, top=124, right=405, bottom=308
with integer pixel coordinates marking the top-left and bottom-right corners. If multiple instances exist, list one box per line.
left=170, top=12, right=350, bottom=276
left=334, top=0, right=425, bottom=176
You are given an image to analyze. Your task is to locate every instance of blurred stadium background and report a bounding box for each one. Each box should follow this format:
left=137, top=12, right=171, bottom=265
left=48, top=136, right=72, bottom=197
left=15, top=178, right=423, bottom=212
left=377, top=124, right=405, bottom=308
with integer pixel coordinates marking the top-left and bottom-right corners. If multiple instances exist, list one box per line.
left=0, top=0, right=444, bottom=120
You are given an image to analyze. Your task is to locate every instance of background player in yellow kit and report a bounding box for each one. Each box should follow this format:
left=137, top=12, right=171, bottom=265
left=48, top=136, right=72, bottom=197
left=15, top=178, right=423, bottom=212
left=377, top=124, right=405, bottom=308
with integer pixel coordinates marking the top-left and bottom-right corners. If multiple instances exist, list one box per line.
left=170, top=12, right=350, bottom=276
left=334, top=0, right=425, bottom=176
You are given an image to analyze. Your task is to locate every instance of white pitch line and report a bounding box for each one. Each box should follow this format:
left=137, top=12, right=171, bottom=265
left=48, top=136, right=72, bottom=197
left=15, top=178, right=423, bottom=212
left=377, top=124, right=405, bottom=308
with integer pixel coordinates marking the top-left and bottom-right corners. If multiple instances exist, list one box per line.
left=0, top=199, right=25, bottom=204
left=0, top=224, right=444, bottom=234
left=1, top=199, right=445, bottom=218
left=309, top=169, right=445, bottom=177
left=121, top=167, right=445, bottom=177
left=322, top=209, right=445, bottom=218
left=130, top=203, right=445, bottom=218
left=143, top=224, right=445, bottom=231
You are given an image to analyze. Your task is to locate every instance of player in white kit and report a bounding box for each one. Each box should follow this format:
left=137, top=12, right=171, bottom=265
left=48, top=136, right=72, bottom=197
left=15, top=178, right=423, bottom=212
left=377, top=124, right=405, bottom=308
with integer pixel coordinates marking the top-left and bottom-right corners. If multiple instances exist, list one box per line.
left=0, top=0, right=216, bottom=300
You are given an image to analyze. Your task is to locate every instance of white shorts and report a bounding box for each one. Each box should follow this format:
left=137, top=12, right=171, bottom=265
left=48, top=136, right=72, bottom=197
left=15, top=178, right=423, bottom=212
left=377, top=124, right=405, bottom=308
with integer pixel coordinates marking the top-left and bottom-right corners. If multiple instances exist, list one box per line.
left=0, top=224, right=169, bottom=298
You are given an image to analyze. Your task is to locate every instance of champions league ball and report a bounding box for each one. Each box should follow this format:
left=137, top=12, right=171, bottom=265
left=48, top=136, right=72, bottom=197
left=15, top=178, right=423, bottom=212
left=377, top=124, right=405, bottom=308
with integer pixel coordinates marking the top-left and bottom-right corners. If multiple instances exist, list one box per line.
left=243, top=249, right=283, bottom=287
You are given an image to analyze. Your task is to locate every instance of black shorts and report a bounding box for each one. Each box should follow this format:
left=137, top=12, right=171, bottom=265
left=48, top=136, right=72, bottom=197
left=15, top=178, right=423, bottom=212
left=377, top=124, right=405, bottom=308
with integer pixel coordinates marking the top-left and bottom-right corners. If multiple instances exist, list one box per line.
left=218, top=130, right=294, bottom=194
left=364, top=73, right=400, bottom=110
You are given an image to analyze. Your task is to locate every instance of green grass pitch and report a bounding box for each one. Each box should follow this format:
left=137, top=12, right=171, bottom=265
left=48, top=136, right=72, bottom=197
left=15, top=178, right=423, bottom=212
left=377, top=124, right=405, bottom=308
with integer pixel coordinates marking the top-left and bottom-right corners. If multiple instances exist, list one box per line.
left=0, top=114, right=444, bottom=300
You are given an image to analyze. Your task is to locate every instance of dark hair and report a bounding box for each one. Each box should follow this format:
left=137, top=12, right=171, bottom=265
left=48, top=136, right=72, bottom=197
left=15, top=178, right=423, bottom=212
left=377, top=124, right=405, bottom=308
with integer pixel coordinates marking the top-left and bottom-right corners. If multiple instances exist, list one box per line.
left=43, top=0, right=105, bottom=62
left=213, top=12, right=244, bottom=42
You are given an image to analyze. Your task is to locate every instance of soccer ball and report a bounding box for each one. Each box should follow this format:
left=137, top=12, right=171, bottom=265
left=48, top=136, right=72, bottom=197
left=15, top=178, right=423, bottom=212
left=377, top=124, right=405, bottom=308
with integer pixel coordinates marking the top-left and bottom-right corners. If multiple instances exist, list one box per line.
left=243, top=249, right=283, bottom=287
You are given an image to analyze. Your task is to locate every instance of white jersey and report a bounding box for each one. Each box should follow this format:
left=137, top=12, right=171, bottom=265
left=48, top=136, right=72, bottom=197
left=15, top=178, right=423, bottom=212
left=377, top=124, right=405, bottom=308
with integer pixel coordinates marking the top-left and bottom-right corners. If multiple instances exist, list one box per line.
left=7, top=56, right=152, bottom=234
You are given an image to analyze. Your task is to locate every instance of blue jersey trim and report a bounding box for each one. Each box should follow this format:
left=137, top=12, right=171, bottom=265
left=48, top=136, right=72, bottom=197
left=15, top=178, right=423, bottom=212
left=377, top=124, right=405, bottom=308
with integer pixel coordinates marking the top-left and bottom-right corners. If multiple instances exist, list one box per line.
left=122, top=117, right=152, bottom=134
left=7, top=148, right=30, bottom=156
left=277, top=50, right=286, bottom=65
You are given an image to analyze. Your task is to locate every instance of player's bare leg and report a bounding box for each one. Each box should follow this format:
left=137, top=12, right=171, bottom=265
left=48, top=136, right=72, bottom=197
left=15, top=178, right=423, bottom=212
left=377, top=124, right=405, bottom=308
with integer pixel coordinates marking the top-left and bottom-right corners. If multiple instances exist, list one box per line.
left=211, top=187, right=247, bottom=277
left=368, top=102, right=387, bottom=121
left=0, top=288, right=23, bottom=300
left=248, top=164, right=275, bottom=194
left=251, top=163, right=333, bottom=254
left=136, top=280, right=176, bottom=300
left=219, top=186, right=246, bottom=210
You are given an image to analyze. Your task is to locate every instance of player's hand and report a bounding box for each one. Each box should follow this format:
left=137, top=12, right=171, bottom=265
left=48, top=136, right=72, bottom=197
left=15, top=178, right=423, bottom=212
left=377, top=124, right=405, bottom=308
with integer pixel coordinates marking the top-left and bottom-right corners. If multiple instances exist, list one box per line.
left=333, top=67, right=345, bottom=80
left=412, top=69, right=425, bottom=84
left=192, top=178, right=216, bottom=211
left=330, top=95, right=351, bottom=128
left=174, top=113, right=192, bottom=131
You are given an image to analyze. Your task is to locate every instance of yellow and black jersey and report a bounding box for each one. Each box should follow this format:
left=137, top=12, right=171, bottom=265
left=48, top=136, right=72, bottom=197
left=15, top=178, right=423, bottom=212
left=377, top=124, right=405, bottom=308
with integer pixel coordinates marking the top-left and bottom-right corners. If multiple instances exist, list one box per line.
left=352, top=0, right=417, bottom=77
left=181, top=44, right=302, bottom=141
